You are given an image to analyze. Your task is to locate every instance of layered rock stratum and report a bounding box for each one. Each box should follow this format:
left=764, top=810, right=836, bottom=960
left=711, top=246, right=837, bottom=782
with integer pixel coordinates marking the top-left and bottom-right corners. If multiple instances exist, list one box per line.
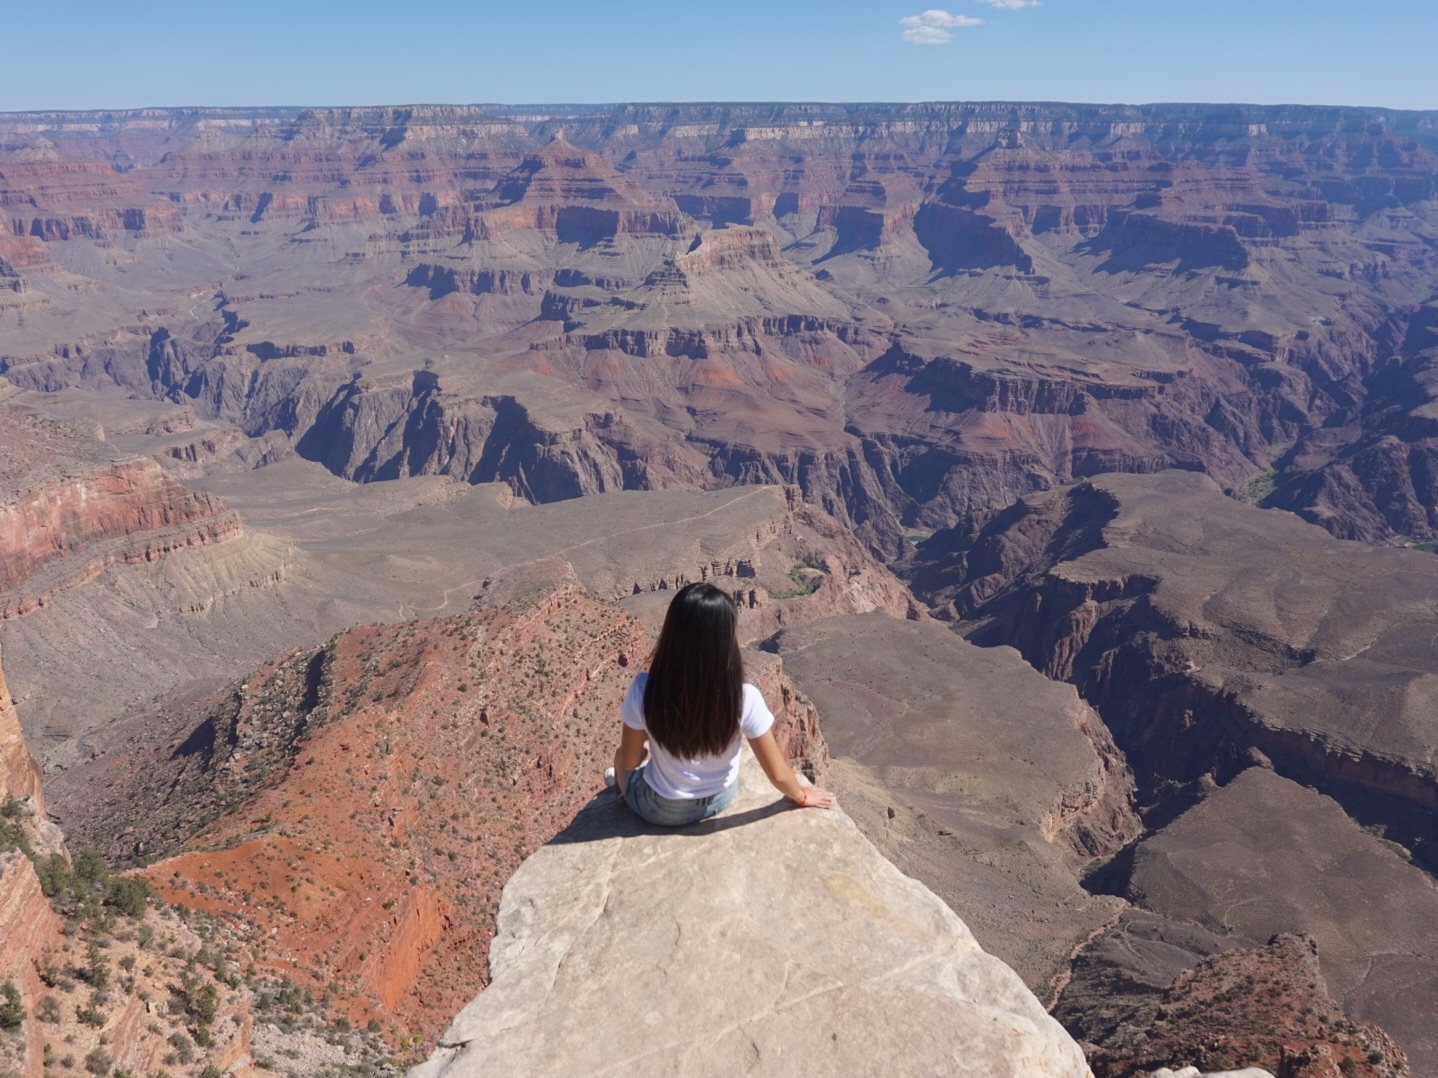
left=2, top=102, right=1438, bottom=553
left=409, top=752, right=1093, bottom=1078
left=0, top=641, right=42, bottom=807
left=0, top=650, right=258, bottom=1078
left=906, top=469, right=1438, bottom=1072
left=4, top=98, right=1438, bottom=1076
left=0, top=396, right=240, bottom=620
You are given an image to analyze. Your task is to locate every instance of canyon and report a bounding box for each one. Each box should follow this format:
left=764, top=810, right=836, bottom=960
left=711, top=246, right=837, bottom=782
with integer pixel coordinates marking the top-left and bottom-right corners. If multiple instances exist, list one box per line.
left=3, top=102, right=1438, bottom=553
left=2, top=99, right=1438, bottom=1076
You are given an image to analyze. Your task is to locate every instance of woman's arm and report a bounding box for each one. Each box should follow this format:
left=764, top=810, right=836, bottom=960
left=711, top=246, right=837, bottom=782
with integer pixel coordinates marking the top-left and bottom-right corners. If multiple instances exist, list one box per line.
left=747, top=730, right=836, bottom=808
left=613, top=724, right=648, bottom=795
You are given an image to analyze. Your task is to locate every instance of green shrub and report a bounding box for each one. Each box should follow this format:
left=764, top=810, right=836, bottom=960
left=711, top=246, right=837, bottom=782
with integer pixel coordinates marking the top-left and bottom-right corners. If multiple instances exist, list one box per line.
left=0, top=979, right=24, bottom=1031
left=34, top=853, right=68, bottom=898
left=85, top=942, right=111, bottom=989
left=105, top=875, right=150, bottom=918
left=76, top=992, right=106, bottom=1028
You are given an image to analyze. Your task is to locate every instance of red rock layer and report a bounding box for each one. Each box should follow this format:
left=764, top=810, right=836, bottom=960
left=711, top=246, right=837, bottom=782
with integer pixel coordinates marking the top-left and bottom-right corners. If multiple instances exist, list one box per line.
left=0, top=445, right=242, bottom=620
left=138, top=580, right=825, bottom=1041
left=0, top=853, right=63, bottom=1078
left=0, top=155, right=180, bottom=240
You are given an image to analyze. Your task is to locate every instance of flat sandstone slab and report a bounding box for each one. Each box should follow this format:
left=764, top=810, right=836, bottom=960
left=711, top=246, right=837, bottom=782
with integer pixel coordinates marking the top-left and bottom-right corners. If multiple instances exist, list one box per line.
left=410, top=752, right=1092, bottom=1078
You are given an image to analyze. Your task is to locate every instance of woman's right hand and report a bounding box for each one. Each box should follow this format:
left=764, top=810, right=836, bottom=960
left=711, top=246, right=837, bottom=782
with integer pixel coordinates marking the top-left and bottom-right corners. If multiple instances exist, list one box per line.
left=793, top=786, right=836, bottom=809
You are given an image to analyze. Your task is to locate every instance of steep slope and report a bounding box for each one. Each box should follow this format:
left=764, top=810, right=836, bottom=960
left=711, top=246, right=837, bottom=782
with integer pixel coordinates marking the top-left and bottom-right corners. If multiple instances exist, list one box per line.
left=1059, top=927, right=1409, bottom=1078
left=904, top=469, right=1438, bottom=1072
left=0, top=399, right=240, bottom=620
left=74, top=570, right=826, bottom=1040
left=770, top=613, right=1137, bottom=997
left=0, top=645, right=257, bottom=1078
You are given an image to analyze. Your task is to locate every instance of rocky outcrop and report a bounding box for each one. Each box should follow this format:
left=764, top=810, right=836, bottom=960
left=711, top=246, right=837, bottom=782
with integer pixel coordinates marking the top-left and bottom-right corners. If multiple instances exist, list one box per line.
left=0, top=642, right=42, bottom=808
left=409, top=752, right=1093, bottom=1078
left=0, top=404, right=241, bottom=620
left=87, top=567, right=829, bottom=1038
left=1057, top=914, right=1410, bottom=1078
left=126, top=575, right=654, bottom=1035
left=1120, top=770, right=1435, bottom=1076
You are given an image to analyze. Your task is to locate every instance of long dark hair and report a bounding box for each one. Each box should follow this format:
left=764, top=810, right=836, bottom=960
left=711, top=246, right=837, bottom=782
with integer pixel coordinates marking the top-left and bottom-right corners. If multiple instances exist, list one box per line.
left=643, top=583, right=744, bottom=759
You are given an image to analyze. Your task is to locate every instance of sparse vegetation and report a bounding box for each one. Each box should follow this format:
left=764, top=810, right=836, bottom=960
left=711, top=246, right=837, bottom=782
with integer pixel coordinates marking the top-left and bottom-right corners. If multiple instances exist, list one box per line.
left=1236, top=469, right=1279, bottom=505
left=769, top=562, right=826, bottom=600
left=82, top=1046, right=111, bottom=1075
left=0, top=980, right=24, bottom=1032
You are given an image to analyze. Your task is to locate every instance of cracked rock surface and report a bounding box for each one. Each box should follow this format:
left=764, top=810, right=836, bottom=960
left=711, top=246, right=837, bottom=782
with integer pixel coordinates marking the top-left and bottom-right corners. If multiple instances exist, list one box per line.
left=410, top=750, right=1092, bottom=1077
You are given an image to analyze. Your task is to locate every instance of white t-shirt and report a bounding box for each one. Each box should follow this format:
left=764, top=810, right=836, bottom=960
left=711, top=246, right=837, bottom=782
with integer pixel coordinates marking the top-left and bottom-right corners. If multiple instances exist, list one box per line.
left=620, top=672, right=775, bottom=800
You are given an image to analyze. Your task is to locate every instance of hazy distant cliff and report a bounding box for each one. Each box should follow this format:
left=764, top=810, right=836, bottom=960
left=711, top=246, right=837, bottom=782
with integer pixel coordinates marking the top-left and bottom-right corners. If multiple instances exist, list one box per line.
left=4, top=100, right=1438, bottom=554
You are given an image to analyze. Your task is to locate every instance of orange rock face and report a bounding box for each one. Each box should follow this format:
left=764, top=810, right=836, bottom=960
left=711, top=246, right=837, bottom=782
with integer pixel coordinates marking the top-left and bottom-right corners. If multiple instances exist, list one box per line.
left=0, top=852, right=63, bottom=1078
left=134, top=579, right=825, bottom=1041
left=139, top=582, right=647, bottom=1037
left=0, top=643, right=43, bottom=808
left=0, top=855, right=257, bottom=1078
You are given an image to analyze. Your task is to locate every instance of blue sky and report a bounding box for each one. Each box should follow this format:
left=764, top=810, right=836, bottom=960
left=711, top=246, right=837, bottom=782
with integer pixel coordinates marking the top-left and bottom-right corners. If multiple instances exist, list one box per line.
left=3, top=0, right=1434, bottom=112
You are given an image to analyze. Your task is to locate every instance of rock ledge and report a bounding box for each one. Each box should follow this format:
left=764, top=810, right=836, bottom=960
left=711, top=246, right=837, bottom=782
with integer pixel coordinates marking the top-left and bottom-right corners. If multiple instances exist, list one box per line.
left=411, top=751, right=1091, bottom=1077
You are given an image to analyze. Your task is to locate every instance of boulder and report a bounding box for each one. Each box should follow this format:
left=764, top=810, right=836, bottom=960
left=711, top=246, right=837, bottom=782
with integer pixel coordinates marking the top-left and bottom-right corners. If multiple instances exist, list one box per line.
left=410, top=750, right=1092, bottom=1077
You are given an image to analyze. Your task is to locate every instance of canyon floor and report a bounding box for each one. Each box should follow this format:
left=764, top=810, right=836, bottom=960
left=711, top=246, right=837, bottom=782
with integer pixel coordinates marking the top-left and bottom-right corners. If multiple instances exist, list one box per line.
left=3, top=100, right=1438, bottom=1077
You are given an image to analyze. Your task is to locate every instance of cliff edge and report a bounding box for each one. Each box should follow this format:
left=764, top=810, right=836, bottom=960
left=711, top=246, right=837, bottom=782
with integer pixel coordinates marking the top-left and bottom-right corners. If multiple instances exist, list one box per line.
left=410, top=751, right=1092, bottom=1077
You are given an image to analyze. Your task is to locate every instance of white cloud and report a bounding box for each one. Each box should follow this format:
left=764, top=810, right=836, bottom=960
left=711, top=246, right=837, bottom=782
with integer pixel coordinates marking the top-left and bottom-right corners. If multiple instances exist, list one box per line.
left=974, top=0, right=1042, bottom=8
left=899, top=9, right=984, bottom=44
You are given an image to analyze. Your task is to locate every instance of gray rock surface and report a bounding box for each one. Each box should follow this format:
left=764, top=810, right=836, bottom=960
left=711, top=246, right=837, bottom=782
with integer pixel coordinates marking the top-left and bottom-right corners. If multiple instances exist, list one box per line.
left=409, top=751, right=1093, bottom=1078
left=1128, top=768, right=1438, bottom=1074
left=771, top=613, right=1136, bottom=995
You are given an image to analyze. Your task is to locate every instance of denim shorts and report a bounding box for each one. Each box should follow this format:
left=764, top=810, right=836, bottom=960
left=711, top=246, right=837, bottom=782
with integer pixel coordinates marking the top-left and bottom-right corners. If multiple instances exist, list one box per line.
left=623, top=763, right=737, bottom=827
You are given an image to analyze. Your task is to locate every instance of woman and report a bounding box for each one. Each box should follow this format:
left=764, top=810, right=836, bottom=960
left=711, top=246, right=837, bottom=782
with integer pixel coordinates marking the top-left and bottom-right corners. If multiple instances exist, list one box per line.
left=611, top=581, right=837, bottom=826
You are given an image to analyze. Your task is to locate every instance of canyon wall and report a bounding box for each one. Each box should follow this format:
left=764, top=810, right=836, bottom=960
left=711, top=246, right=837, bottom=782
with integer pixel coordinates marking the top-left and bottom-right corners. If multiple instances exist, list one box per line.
left=904, top=469, right=1438, bottom=1073
left=0, top=401, right=241, bottom=621
left=0, top=642, right=42, bottom=808
left=1, top=102, right=1435, bottom=553
left=4, top=99, right=1438, bottom=1075
left=0, top=648, right=257, bottom=1078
